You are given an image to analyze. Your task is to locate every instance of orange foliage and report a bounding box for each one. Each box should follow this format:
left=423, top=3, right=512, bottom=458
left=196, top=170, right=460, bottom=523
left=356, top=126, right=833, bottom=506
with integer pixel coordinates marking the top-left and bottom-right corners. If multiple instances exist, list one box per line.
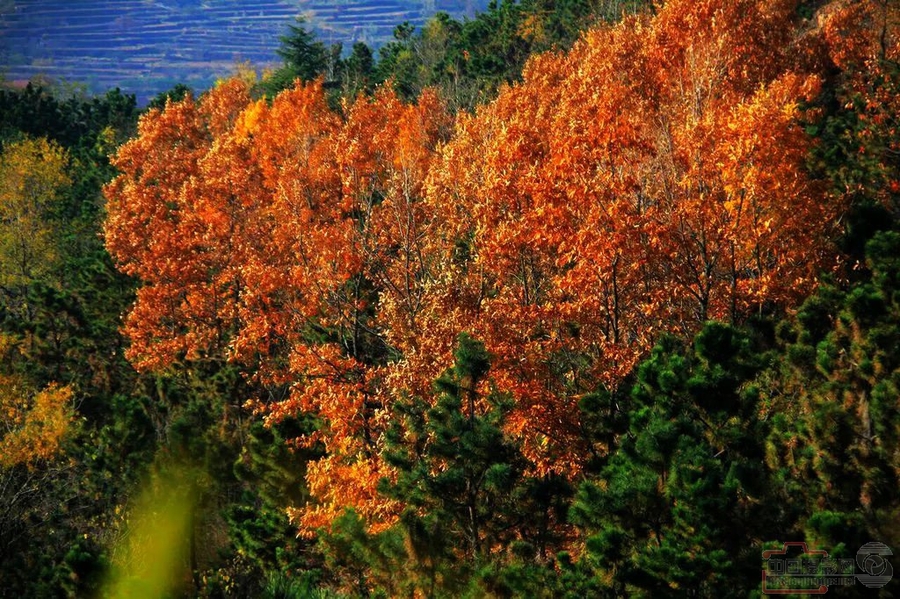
left=103, top=0, right=891, bottom=534
left=820, top=0, right=900, bottom=211
left=0, top=376, right=74, bottom=469
left=422, top=0, right=842, bottom=473
left=105, top=79, right=450, bottom=532
left=104, top=80, right=250, bottom=370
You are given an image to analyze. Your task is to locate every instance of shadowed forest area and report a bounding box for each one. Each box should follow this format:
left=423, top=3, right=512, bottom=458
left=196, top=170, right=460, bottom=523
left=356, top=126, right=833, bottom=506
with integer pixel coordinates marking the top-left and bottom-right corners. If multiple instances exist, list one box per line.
left=1, top=0, right=900, bottom=597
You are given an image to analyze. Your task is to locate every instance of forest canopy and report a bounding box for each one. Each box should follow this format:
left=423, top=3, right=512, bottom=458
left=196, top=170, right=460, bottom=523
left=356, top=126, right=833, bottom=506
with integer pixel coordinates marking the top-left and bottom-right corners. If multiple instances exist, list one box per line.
left=3, top=0, right=900, bottom=596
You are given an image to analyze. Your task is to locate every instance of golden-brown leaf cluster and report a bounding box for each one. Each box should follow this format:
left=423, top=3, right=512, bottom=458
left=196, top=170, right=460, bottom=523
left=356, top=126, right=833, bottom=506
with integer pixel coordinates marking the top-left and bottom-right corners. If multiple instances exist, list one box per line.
left=0, top=137, right=71, bottom=288
left=0, top=334, right=74, bottom=469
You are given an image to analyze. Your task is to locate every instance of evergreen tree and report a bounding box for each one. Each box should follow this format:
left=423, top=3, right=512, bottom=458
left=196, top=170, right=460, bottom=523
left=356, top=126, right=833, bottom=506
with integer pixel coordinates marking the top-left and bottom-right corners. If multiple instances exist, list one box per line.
left=263, top=16, right=329, bottom=96
left=359, top=334, right=566, bottom=596
left=765, top=232, right=900, bottom=561
left=340, top=42, right=376, bottom=99
left=571, top=324, right=781, bottom=596
left=147, top=83, right=193, bottom=112
left=382, top=334, right=519, bottom=558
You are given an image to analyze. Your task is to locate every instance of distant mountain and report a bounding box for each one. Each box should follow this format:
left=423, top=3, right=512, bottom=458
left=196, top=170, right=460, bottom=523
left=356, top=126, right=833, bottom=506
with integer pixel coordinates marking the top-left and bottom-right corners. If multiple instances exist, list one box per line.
left=0, top=0, right=485, bottom=104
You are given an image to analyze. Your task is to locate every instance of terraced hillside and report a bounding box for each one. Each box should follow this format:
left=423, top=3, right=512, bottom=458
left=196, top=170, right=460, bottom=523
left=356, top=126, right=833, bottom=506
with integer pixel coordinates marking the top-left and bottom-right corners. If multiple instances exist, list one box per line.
left=0, top=0, right=484, bottom=104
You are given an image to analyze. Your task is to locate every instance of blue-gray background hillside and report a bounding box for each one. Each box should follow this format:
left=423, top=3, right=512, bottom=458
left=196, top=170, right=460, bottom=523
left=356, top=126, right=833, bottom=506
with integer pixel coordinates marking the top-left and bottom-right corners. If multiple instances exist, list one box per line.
left=0, top=0, right=485, bottom=104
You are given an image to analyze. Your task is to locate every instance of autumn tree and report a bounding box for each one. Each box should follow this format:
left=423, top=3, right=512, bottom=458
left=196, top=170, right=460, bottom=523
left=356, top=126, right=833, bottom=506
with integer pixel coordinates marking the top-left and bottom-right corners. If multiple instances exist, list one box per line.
left=0, top=331, right=75, bottom=576
left=0, top=375, right=74, bottom=468
left=421, top=0, right=844, bottom=475
left=279, top=85, right=452, bottom=534
left=104, top=78, right=261, bottom=371
left=0, top=137, right=71, bottom=289
left=104, top=77, right=452, bottom=535
left=810, top=0, right=900, bottom=263
left=2, top=0, right=896, bottom=595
